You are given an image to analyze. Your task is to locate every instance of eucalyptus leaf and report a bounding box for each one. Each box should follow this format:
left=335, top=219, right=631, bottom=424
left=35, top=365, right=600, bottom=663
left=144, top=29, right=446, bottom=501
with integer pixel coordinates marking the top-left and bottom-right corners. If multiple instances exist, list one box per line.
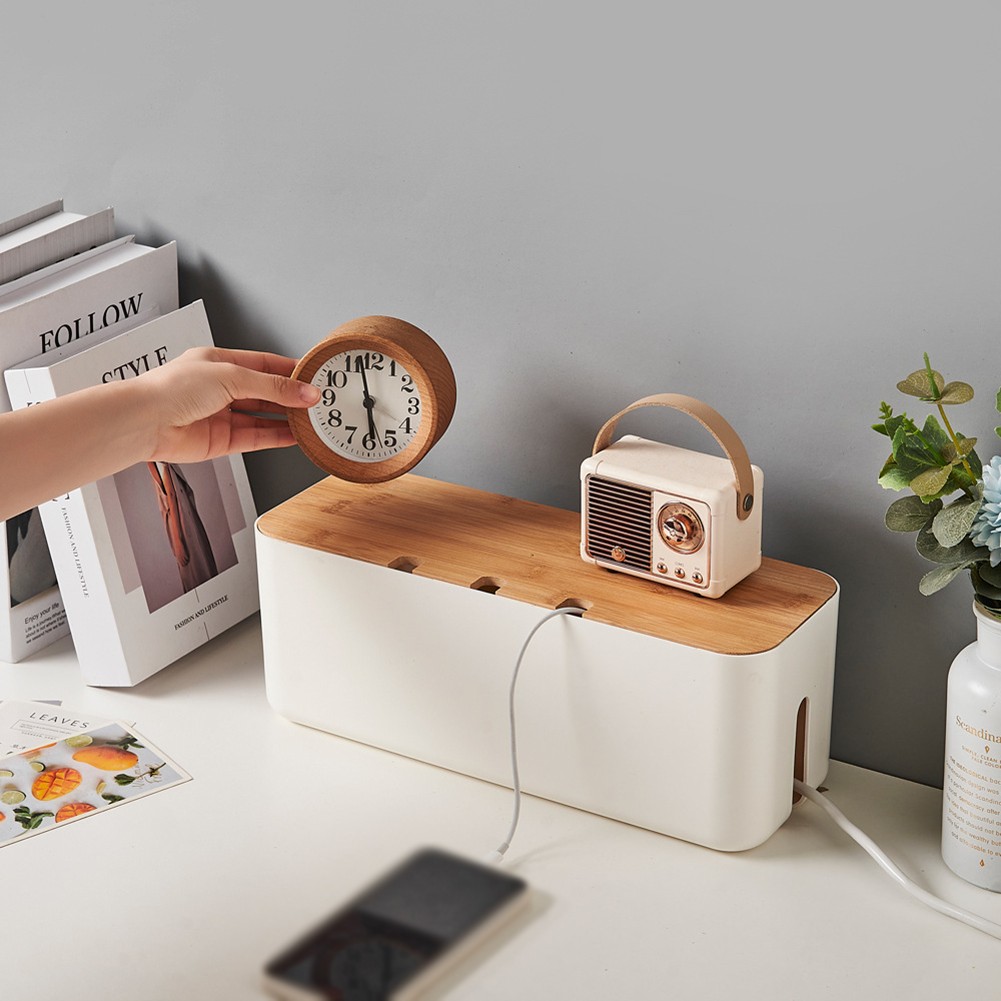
left=921, top=414, right=951, bottom=451
left=878, top=458, right=912, bottom=491
left=917, top=467, right=972, bottom=502
left=973, top=564, right=1001, bottom=599
left=898, top=368, right=944, bottom=399
left=891, top=426, right=942, bottom=478
left=938, top=381, right=975, bottom=405
left=978, top=563, right=1001, bottom=589
left=910, top=464, right=952, bottom=498
left=996, top=387, right=1001, bottom=414
left=916, top=527, right=984, bottom=565
left=945, top=452, right=984, bottom=494
left=967, top=447, right=983, bottom=481
left=942, top=437, right=977, bottom=463
left=881, top=413, right=910, bottom=440
left=932, top=495, right=982, bottom=547
left=972, top=571, right=1001, bottom=602
left=919, top=563, right=970, bottom=595
left=885, top=495, right=939, bottom=532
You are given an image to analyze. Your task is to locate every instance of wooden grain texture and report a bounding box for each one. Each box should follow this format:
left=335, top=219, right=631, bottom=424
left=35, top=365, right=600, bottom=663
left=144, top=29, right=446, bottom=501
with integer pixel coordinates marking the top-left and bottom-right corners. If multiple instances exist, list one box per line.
left=258, top=475, right=838, bottom=655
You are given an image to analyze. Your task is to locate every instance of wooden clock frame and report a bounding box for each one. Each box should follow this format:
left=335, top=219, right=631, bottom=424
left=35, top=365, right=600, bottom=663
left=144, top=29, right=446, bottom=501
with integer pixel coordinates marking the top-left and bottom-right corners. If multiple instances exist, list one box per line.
left=288, top=315, right=456, bottom=483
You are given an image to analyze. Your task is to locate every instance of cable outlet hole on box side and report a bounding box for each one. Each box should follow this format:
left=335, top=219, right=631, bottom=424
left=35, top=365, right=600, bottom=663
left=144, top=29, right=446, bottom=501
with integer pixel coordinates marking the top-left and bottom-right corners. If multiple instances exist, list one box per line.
left=388, top=556, right=420, bottom=573
left=793, top=696, right=808, bottom=804
left=555, top=598, right=591, bottom=612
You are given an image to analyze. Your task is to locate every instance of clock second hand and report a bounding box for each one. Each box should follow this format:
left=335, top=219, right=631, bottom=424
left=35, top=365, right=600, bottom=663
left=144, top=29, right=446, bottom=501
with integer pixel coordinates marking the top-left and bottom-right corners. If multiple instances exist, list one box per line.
left=359, top=363, right=382, bottom=447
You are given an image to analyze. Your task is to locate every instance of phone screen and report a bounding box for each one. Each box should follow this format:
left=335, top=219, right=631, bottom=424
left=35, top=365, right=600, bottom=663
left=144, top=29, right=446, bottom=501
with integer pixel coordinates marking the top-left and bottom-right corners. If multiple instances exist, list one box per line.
left=263, top=848, right=528, bottom=1000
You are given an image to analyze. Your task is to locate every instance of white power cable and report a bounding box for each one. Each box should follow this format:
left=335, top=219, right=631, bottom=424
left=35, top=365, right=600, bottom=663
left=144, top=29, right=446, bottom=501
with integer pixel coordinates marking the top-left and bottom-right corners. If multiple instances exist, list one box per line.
left=794, top=778, right=1001, bottom=940
left=486, top=606, right=584, bottom=864
left=483, top=611, right=1001, bottom=941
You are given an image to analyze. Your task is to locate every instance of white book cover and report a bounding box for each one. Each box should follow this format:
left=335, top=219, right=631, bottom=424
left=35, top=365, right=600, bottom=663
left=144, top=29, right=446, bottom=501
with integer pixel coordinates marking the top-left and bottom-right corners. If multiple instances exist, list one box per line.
left=0, top=206, right=116, bottom=285
left=0, top=239, right=178, bottom=664
left=0, top=234, right=135, bottom=301
left=0, top=200, right=64, bottom=239
left=5, top=301, right=260, bottom=687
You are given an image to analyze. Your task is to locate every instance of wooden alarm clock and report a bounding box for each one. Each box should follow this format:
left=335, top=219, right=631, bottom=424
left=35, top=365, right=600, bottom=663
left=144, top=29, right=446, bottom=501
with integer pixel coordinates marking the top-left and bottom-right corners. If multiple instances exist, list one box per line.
left=288, top=316, right=456, bottom=483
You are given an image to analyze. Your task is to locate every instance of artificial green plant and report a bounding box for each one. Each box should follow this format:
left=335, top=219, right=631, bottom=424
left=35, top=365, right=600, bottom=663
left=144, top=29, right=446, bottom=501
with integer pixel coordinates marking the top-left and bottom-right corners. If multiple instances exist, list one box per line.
left=873, top=354, right=1001, bottom=617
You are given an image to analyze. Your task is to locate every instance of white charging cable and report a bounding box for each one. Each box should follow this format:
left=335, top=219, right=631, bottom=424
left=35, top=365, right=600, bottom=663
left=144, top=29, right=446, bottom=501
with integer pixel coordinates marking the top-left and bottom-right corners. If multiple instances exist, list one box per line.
left=794, top=778, right=1001, bottom=940
left=485, top=608, right=1001, bottom=941
left=486, top=606, right=584, bottom=864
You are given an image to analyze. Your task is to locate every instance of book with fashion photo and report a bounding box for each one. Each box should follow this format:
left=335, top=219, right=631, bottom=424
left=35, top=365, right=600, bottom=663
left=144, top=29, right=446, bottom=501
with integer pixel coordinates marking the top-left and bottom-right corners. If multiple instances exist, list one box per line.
left=0, top=215, right=178, bottom=664
left=4, top=300, right=260, bottom=687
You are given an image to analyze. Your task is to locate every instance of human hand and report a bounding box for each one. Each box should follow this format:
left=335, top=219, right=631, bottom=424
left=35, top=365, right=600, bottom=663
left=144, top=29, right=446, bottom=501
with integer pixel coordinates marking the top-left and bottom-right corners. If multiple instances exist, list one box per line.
left=140, top=347, right=320, bottom=464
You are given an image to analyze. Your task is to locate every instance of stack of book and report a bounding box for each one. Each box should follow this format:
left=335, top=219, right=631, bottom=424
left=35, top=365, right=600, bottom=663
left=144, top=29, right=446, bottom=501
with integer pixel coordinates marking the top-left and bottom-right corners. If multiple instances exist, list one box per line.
left=0, top=201, right=260, bottom=686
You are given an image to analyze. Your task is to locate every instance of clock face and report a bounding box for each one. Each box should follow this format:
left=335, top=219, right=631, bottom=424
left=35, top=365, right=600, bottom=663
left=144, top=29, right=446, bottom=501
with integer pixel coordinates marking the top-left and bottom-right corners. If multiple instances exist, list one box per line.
left=306, top=349, right=422, bottom=464
left=289, top=316, right=455, bottom=483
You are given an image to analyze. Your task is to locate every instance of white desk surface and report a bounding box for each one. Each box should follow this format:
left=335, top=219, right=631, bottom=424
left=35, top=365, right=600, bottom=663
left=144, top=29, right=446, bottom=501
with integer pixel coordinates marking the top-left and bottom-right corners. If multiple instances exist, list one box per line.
left=2, top=617, right=1000, bottom=1000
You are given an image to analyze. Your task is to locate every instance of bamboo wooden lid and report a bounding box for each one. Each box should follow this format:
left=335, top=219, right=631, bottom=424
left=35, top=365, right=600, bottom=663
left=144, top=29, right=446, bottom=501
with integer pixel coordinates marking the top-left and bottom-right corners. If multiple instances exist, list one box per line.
left=257, top=474, right=837, bottom=655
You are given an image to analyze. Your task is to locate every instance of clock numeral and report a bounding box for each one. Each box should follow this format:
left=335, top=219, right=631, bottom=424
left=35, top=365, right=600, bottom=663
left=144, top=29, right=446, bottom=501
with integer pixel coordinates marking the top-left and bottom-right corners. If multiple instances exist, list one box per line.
left=400, top=375, right=415, bottom=393
left=345, top=425, right=358, bottom=444
left=399, top=418, right=413, bottom=435
left=343, top=352, right=388, bottom=373
left=321, top=388, right=336, bottom=407
left=326, top=370, right=348, bottom=390
left=407, top=396, right=420, bottom=416
left=326, top=409, right=342, bottom=428
left=384, top=429, right=398, bottom=448
left=362, top=432, right=378, bottom=451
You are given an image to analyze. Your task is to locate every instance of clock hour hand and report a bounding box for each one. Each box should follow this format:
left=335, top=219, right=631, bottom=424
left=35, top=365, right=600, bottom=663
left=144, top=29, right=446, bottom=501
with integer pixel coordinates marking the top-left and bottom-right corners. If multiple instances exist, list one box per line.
left=359, top=363, right=382, bottom=446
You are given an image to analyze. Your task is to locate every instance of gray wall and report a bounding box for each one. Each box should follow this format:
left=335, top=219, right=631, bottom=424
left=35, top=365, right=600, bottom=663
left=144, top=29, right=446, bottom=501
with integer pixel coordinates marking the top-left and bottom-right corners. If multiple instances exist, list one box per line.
left=4, top=3, right=999, bottom=787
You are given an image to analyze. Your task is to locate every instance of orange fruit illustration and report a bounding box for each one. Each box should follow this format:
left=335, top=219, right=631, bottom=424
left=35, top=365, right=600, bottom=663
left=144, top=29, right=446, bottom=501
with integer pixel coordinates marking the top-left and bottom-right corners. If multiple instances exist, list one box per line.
left=0, top=812, right=5, bottom=823
left=55, top=802, right=97, bottom=823
left=31, top=767, right=82, bottom=801
left=71, top=746, right=139, bottom=771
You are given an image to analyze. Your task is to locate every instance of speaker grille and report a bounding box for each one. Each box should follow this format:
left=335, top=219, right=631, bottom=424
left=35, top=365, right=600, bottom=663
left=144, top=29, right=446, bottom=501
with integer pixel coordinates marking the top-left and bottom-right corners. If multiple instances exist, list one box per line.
left=585, top=475, right=653, bottom=572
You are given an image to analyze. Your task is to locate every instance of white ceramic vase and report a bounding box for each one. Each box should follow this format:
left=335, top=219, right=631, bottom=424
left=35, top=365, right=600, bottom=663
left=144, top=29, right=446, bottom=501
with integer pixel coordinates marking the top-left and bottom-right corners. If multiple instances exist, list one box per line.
left=942, top=602, right=1001, bottom=890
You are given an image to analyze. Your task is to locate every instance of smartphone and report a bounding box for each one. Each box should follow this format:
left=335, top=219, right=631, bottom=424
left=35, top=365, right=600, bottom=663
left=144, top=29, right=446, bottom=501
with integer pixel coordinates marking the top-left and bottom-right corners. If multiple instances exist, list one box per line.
left=262, top=847, right=530, bottom=1000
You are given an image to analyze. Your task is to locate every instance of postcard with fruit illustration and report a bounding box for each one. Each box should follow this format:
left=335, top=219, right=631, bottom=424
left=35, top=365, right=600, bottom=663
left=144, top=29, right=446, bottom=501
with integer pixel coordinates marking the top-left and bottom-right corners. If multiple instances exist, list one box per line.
left=0, top=720, right=190, bottom=846
left=0, top=700, right=116, bottom=756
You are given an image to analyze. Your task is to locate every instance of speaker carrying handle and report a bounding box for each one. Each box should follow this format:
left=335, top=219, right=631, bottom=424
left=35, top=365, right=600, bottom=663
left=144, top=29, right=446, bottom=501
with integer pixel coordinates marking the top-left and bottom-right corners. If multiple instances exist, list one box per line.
left=591, top=393, right=755, bottom=521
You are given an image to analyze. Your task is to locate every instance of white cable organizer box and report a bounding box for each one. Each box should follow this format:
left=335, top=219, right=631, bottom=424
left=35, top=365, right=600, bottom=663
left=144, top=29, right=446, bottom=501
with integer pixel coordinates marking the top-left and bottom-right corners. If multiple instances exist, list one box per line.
left=256, top=474, right=839, bottom=852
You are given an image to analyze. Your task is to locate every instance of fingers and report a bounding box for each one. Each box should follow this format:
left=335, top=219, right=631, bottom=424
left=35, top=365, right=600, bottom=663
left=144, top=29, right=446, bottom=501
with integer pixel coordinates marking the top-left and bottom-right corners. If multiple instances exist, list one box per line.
left=180, top=346, right=299, bottom=377
left=177, top=347, right=319, bottom=409
left=215, top=360, right=320, bottom=410
left=230, top=399, right=290, bottom=416
left=225, top=412, right=298, bottom=452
